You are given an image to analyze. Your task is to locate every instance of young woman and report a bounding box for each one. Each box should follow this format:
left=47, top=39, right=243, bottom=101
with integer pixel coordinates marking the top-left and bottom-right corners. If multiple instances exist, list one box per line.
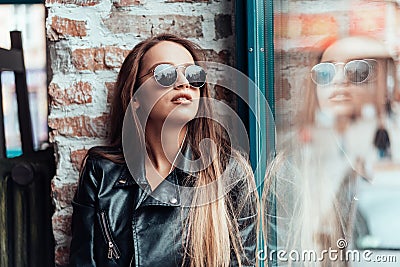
left=69, top=34, right=258, bottom=267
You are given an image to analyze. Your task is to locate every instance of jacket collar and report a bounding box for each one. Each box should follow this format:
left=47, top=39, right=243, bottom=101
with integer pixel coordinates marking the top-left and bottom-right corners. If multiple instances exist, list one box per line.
left=113, top=142, right=196, bottom=208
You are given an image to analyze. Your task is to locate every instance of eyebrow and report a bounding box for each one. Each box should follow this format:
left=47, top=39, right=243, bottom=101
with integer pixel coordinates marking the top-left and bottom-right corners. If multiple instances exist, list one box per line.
left=321, top=58, right=373, bottom=64
left=320, top=60, right=347, bottom=64
left=145, top=62, right=194, bottom=73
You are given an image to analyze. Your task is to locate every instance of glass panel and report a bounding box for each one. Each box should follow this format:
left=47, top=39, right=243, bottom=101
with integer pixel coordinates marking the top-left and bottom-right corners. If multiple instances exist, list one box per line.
left=269, top=0, right=400, bottom=265
left=0, top=4, right=47, bottom=156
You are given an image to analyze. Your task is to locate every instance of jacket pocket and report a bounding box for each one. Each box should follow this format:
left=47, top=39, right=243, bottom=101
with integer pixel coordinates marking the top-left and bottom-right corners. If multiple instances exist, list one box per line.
left=99, top=210, right=121, bottom=260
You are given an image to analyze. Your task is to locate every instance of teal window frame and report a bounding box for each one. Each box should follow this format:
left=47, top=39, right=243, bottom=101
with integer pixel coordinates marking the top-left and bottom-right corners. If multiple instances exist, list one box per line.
left=236, top=0, right=276, bottom=266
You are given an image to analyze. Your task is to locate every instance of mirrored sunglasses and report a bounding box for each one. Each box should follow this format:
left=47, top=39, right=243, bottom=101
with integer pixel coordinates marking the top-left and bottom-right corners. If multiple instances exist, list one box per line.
left=139, top=63, right=207, bottom=88
left=311, top=59, right=377, bottom=86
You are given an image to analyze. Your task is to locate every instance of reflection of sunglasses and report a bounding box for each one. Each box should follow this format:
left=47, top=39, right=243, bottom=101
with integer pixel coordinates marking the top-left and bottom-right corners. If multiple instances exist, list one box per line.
left=311, top=59, right=377, bottom=86
left=138, top=63, right=207, bottom=88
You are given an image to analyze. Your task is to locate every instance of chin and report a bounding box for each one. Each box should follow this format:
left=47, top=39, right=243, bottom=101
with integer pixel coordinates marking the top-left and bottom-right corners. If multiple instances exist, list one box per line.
left=166, top=106, right=198, bottom=122
left=319, top=103, right=356, bottom=119
left=331, top=104, right=356, bottom=118
left=164, top=111, right=197, bottom=125
left=165, top=117, right=194, bottom=127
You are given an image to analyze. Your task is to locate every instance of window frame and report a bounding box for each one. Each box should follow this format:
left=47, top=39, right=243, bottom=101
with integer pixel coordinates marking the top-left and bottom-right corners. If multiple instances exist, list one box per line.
left=236, top=0, right=276, bottom=266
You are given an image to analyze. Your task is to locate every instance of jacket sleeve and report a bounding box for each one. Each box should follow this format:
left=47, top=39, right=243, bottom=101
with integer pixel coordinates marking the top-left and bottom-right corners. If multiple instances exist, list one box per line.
left=229, top=156, right=259, bottom=267
left=232, top=206, right=258, bottom=267
left=69, top=155, right=100, bottom=267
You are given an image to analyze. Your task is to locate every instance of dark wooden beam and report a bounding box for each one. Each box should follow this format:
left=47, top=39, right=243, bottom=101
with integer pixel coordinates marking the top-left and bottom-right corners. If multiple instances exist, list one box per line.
left=10, top=31, right=34, bottom=156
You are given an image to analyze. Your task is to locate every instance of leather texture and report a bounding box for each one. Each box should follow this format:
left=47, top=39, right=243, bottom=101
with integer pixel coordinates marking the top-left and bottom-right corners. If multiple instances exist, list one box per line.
left=69, top=146, right=258, bottom=267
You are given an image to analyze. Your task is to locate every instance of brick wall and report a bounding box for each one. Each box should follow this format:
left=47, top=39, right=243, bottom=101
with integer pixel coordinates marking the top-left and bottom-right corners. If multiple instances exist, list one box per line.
left=45, top=0, right=235, bottom=265
left=274, top=0, right=400, bottom=131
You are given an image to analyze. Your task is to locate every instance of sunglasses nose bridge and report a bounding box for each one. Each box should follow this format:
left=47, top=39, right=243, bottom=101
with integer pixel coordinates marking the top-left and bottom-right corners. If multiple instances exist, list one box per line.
left=331, top=63, right=349, bottom=85
left=174, top=66, right=190, bottom=88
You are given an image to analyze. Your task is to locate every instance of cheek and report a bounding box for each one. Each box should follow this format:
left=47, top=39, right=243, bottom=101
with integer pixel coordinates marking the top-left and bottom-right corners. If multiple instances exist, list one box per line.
left=138, top=86, right=168, bottom=113
left=350, top=85, right=375, bottom=99
left=316, top=87, right=331, bottom=104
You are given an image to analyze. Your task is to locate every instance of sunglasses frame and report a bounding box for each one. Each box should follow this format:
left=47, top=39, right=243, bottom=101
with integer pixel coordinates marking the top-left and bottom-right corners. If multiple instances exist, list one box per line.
left=138, top=63, right=207, bottom=88
left=311, top=59, right=377, bottom=86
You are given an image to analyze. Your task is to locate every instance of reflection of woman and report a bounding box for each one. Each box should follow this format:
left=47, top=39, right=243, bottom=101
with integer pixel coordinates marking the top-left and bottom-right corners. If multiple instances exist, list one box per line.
left=264, top=36, right=395, bottom=266
left=312, top=36, right=397, bottom=167
left=69, top=34, right=258, bottom=267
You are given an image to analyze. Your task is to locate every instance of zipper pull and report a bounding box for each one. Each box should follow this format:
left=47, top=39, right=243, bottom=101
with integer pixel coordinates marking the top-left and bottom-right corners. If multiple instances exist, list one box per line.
left=108, top=241, right=114, bottom=259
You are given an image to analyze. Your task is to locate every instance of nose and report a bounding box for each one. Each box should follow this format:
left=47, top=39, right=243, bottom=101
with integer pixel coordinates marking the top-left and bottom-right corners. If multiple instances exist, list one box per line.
left=174, top=67, right=190, bottom=89
left=331, top=64, right=349, bottom=85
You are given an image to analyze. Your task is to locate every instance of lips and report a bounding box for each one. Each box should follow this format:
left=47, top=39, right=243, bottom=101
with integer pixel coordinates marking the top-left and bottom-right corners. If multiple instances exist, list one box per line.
left=329, top=90, right=352, bottom=102
left=171, top=93, right=193, bottom=104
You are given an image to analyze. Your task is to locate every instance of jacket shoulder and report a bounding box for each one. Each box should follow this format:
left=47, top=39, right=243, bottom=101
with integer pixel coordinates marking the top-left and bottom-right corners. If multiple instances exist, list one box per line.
left=224, top=151, right=258, bottom=213
left=84, top=146, right=125, bottom=169
left=76, top=146, right=126, bottom=201
left=86, top=145, right=123, bottom=159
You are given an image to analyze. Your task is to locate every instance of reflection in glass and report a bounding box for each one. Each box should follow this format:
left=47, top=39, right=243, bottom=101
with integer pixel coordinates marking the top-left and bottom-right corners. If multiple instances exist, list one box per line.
left=265, top=1, right=400, bottom=266
left=311, top=36, right=400, bottom=252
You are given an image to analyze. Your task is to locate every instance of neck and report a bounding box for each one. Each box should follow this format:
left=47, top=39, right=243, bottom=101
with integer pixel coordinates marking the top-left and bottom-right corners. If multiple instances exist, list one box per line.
left=144, top=121, right=187, bottom=190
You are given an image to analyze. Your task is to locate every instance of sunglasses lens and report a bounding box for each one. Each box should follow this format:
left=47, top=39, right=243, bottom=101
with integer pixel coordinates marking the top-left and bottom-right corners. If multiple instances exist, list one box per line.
left=185, top=65, right=206, bottom=88
left=345, top=60, right=370, bottom=83
left=311, top=63, right=335, bottom=85
left=154, top=64, right=177, bottom=87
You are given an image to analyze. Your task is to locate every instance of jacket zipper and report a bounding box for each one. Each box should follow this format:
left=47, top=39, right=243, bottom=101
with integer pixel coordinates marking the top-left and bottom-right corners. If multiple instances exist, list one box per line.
left=100, top=211, right=121, bottom=260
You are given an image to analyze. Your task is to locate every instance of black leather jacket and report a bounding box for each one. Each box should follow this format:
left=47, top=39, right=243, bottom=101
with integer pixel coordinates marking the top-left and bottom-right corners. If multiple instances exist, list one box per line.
left=69, top=146, right=258, bottom=267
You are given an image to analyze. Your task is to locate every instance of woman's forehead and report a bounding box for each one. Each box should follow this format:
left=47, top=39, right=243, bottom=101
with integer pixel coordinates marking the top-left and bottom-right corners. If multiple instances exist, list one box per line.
left=141, top=41, right=194, bottom=69
left=321, top=36, right=391, bottom=62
